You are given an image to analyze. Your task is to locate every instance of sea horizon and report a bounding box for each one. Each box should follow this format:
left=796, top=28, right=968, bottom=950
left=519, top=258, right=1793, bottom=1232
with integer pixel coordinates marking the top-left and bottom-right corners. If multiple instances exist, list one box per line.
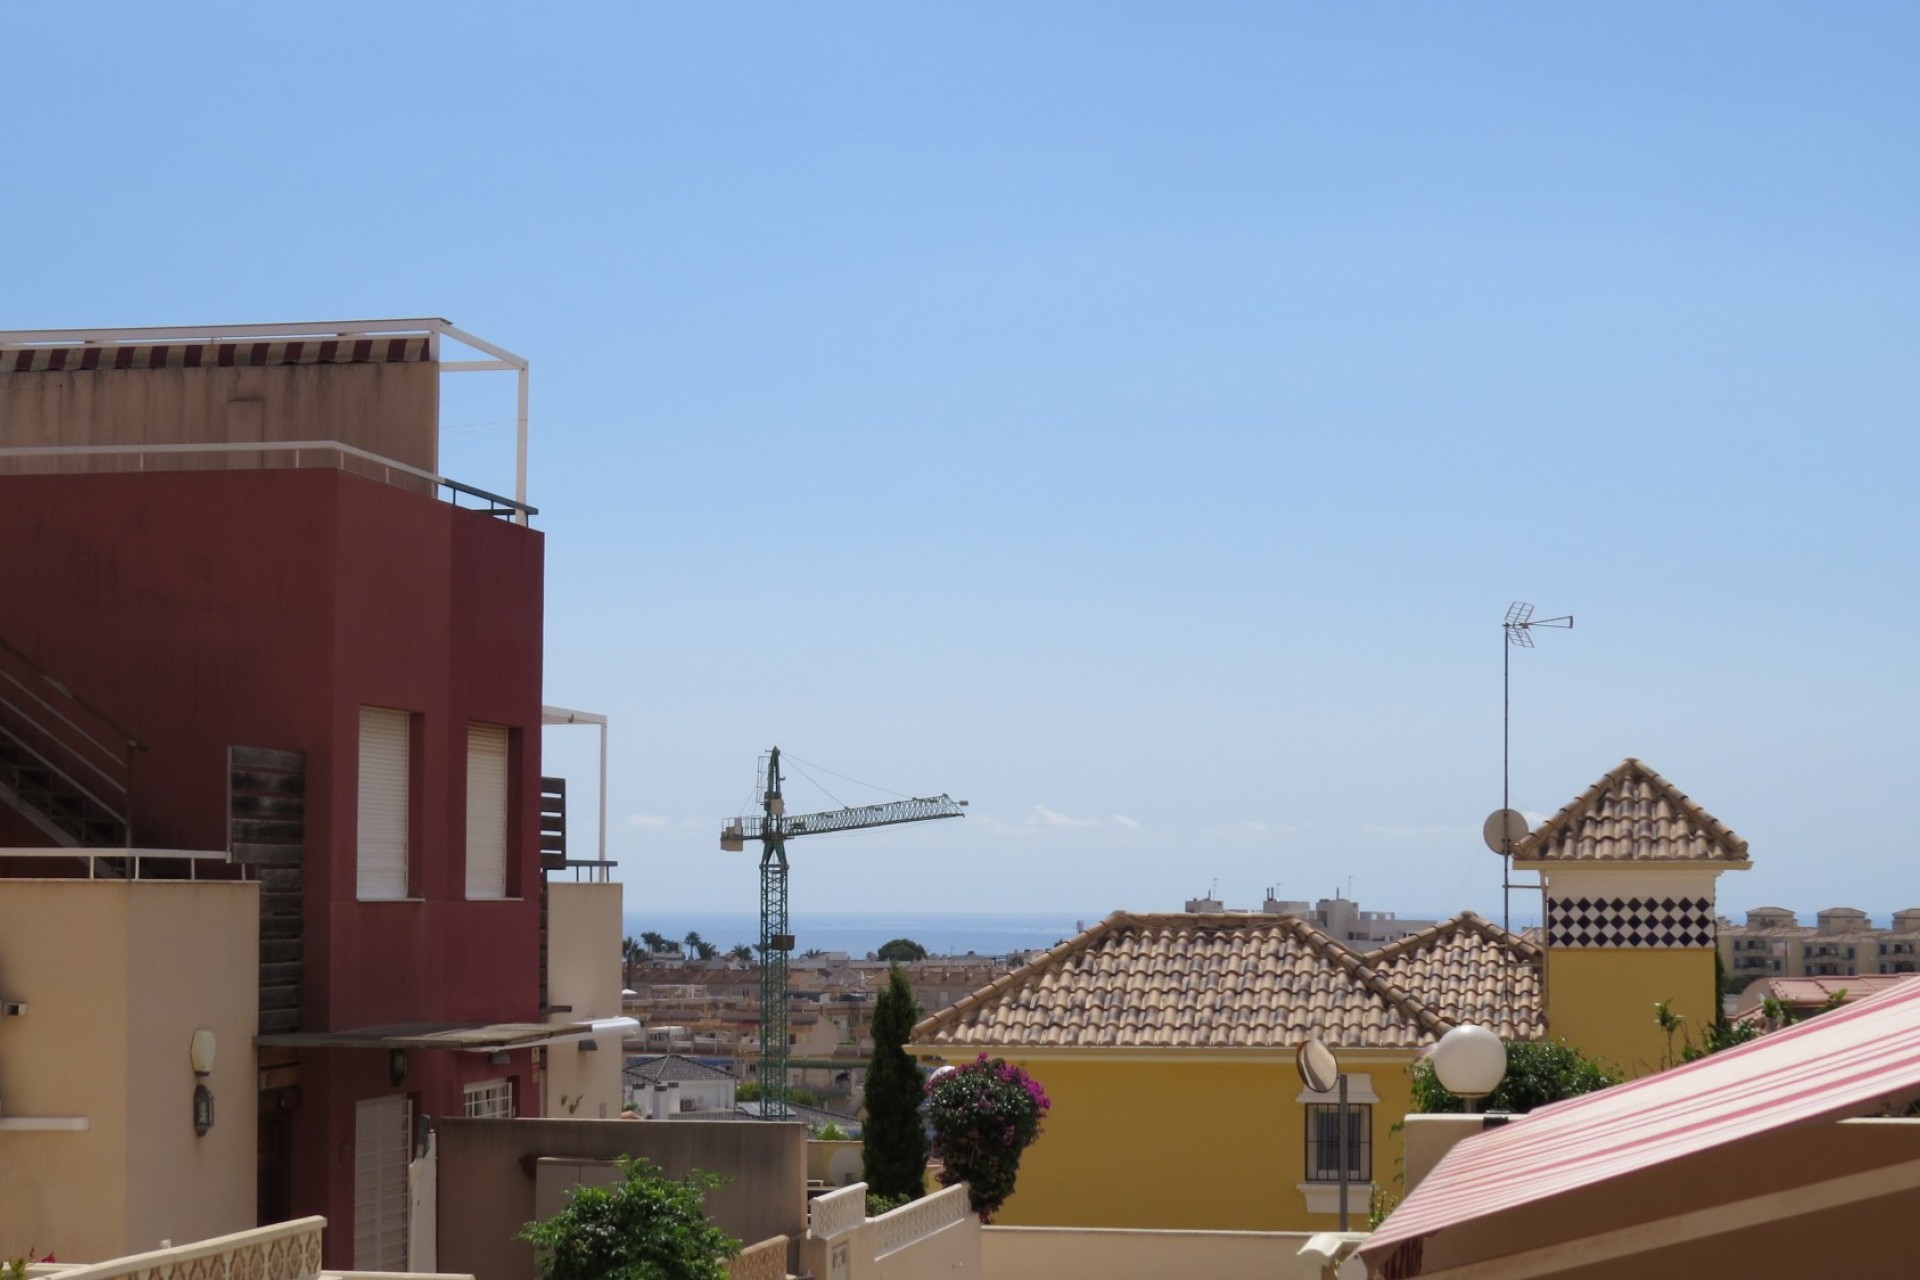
left=619, top=907, right=1511, bottom=960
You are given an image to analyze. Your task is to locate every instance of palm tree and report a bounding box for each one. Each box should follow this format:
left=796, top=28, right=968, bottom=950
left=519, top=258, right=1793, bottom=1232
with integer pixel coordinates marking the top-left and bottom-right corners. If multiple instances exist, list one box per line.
left=640, top=930, right=668, bottom=955
left=621, top=936, right=642, bottom=988
left=685, top=931, right=718, bottom=961
left=728, top=943, right=754, bottom=963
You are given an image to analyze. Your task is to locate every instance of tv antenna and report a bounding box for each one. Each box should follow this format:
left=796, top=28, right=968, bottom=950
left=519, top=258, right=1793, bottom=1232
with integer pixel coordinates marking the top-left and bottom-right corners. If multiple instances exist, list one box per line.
left=1493, top=602, right=1572, bottom=931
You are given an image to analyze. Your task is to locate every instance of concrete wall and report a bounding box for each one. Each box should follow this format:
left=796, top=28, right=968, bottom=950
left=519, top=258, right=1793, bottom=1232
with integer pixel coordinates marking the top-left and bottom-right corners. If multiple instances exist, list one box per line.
left=808, top=1138, right=864, bottom=1186
left=435, top=1116, right=808, bottom=1280
left=0, top=880, right=257, bottom=1261
left=544, top=884, right=625, bottom=1120
left=982, top=1227, right=1315, bottom=1280
left=965, top=1052, right=1414, bottom=1232
left=0, top=358, right=439, bottom=475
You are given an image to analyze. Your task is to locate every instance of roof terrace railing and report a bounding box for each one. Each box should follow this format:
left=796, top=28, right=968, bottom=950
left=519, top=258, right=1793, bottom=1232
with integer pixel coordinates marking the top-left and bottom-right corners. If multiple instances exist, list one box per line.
left=0, top=317, right=533, bottom=526
left=0, top=440, right=536, bottom=519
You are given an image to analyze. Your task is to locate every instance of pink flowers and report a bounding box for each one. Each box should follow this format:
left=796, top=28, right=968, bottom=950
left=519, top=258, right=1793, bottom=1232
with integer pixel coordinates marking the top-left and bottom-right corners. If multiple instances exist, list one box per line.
left=925, top=1055, right=1051, bottom=1221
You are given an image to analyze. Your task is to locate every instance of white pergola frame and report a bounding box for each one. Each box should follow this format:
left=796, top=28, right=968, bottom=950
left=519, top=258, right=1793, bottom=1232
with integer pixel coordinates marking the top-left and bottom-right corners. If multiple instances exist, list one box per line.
left=0, top=318, right=532, bottom=526
left=541, top=705, right=609, bottom=879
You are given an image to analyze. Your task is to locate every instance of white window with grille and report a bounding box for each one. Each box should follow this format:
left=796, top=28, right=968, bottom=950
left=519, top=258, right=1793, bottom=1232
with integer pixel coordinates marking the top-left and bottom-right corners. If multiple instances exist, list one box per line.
left=465, top=723, right=509, bottom=900
left=357, top=707, right=411, bottom=900
left=353, top=1095, right=412, bottom=1270
left=464, top=1078, right=515, bottom=1119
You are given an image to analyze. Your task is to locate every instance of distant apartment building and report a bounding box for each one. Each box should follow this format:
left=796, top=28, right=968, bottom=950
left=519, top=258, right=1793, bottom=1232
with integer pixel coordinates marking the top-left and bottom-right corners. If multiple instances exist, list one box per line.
left=1719, top=906, right=1920, bottom=983
left=1184, top=890, right=1439, bottom=946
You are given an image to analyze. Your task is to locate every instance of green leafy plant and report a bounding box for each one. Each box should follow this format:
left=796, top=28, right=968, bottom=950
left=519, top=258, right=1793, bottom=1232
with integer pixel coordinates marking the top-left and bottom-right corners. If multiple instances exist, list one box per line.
left=875, top=938, right=928, bottom=963
left=926, top=1055, right=1050, bottom=1221
left=865, top=1190, right=912, bottom=1217
left=814, top=1121, right=850, bottom=1141
left=5, top=1249, right=36, bottom=1280
left=1653, top=999, right=1685, bottom=1070
left=519, top=1157, right=739, bottom=1280
left=863, top=964, right=929, bottom=1203
left=1411, top=1038, right=1619, bottom=1113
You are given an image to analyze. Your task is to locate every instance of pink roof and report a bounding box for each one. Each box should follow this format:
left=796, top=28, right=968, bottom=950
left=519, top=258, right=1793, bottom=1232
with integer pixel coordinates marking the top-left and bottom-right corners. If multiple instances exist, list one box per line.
left=1362, top=974, right=1920, bottom=1277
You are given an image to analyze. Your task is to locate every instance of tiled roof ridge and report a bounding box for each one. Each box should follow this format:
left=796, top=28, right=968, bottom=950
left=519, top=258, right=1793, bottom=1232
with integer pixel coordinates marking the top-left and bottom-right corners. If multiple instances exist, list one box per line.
left=1514, top=756, right=1749, bottom=861
left=1364, top=910, right=1542, bottom=966
left=910, top=910, right=1128, bottom=1041
left=911, top=910, right=1453, bottom=1045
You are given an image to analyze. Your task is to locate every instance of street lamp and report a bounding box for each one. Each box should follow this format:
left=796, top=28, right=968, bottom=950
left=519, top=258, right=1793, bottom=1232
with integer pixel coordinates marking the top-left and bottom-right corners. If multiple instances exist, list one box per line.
left=1432, top=1024, right=1506, bottom=1113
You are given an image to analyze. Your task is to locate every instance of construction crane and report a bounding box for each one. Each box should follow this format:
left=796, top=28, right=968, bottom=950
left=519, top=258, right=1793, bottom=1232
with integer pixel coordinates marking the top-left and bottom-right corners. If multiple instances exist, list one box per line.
left=721, top=747, right=966, bottom=1118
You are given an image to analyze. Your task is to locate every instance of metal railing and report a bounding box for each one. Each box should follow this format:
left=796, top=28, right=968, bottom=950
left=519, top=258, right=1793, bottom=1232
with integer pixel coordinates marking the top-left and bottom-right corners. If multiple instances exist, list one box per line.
left=0, top=633, right=142, bottom=847
left=0, top=847, right=230, bottom=879
left=0, top=440, right=536, bottom=519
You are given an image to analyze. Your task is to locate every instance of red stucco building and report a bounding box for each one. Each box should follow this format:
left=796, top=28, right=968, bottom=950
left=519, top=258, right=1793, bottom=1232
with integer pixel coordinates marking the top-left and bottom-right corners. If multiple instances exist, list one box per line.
left=0, top=321, right=583, bottom=1268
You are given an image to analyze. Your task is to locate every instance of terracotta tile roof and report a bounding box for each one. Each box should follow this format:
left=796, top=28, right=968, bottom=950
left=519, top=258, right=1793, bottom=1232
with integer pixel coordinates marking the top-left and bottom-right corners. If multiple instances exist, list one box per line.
left=910, top=912, right=1454, bottom=1051
left=1513, top=758, right=1750, bottom=865
left=1364, top=913, right=1544, bottom=1040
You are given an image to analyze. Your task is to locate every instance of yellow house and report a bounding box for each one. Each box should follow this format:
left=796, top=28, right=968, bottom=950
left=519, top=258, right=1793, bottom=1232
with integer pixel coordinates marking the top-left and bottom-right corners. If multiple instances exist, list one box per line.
left=1517, top=757, right=1752, bottom=1076
left=909, top=910, right=1540, bottom=1232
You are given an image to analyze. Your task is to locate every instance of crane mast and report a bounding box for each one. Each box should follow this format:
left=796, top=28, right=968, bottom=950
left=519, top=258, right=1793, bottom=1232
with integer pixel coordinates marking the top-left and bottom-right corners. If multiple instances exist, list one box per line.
left=720, top=746, right=965, bottom=1118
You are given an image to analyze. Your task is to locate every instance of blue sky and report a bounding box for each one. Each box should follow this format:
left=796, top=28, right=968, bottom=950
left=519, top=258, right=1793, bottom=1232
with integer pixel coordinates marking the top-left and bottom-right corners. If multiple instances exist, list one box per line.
left=4, top=5, right=1915, bottom=920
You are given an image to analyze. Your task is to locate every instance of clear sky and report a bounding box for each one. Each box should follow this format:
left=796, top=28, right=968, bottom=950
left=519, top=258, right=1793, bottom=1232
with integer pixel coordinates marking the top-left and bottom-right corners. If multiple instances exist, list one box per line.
left=4, top=5, right=1915, bottom=921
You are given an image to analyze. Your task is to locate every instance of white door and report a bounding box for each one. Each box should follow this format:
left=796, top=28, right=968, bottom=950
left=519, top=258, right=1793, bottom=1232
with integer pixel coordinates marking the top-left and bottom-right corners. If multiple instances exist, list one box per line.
left=354, top=1095, right=412, bottom=1270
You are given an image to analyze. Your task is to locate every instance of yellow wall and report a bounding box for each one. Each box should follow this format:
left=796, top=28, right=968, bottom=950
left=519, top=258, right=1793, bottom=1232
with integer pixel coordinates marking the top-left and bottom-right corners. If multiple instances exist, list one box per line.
left=1545, top=947, right=1718, bottom=1077
left=948, top=1052, right=1415, bottom=1233
left=0, top=879, right=257, bottom=1261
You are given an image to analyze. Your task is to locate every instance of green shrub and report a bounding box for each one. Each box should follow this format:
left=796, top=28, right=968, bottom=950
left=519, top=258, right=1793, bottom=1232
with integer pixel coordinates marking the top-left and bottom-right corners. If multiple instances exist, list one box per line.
left=519, top=1156, right=739, bottom=1280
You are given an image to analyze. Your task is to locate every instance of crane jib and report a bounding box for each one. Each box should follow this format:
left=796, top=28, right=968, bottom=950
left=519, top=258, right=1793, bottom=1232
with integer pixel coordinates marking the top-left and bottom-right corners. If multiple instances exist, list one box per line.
left=726, top=795, right=966, bottom=841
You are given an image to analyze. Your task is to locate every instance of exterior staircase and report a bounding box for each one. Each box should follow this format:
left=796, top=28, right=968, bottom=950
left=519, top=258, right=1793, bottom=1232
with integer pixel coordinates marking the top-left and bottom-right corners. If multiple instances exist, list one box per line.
left=0, top=732, right=129, bottom=847
left=0, top=635, right=139, bottom=852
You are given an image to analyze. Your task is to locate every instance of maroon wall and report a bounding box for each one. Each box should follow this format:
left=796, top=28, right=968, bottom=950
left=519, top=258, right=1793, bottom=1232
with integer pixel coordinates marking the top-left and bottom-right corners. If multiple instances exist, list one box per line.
left=0, top=468, right=547, bottom=1264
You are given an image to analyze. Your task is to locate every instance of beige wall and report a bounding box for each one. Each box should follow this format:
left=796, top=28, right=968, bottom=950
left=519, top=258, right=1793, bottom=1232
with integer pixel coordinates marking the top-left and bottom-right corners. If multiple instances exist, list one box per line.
left=436, top=1116, right=807, bottom=1280
left=0, top=879, right=257, bottom=1261
left=543, top=883, right=625, bottom=1119
left=983, top=1226, right=1315, bottom=1280
left=808, top=1138, right=864, bottom=1186
left=0, top=361, right=438, bottom=479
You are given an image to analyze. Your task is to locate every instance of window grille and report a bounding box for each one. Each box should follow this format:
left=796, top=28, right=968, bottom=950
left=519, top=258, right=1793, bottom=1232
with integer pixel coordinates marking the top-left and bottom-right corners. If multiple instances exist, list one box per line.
left=464, top=1079, right=515, bottom=1120
left=1305, top=1103, right=1371, bottom=1183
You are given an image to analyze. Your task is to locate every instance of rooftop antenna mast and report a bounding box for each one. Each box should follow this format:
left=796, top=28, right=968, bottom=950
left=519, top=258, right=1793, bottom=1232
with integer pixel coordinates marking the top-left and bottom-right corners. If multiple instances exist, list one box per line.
left=1497, top=602, right=1572, bottom=931
left=721, top=747, right=965, bottom=1118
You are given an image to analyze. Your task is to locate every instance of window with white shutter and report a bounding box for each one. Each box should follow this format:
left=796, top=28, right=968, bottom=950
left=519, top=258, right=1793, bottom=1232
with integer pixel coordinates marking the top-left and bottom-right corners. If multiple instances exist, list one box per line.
left=465, top=723, right=509, bottom=900
left=353, top=1095, right=412, bottom=1270
left=357, top=707, right=411, bottom=901
left=463, top=1078, right=515, bottom=1119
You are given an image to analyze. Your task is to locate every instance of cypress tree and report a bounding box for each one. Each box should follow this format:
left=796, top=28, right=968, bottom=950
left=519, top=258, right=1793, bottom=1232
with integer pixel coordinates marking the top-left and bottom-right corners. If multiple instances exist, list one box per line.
left=862, top=963, right=928, bottom=1202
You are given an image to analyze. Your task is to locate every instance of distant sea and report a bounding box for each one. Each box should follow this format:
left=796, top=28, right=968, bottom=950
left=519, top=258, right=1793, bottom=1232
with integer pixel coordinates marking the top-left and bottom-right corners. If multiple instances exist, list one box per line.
left=621, top=911, right=1091, bottom=960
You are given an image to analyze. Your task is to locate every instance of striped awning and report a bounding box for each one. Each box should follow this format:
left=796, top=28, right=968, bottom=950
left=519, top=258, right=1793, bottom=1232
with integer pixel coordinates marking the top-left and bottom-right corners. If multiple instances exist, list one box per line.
left=3, top=336, right=431, bottom=373
left=1361, top=975, right=1920, bottom=1278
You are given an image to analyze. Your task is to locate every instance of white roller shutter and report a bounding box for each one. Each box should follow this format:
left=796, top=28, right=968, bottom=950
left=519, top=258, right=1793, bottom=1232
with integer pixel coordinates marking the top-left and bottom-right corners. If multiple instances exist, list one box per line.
left=357, top=707, right=411, bottom=901
left=465, top=723, right=509, bottom=900
left=354, top=1095, right=412, bottom=1270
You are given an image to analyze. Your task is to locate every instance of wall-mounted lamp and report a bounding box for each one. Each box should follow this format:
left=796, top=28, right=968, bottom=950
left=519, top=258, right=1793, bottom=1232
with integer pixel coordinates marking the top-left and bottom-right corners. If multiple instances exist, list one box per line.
left=389, top=1049, right=408, bottom=1087
left=578, top=1039, right=599, bottom=1052
left=190, top=1030, right=216, bottom=1137
left=489, top=1050, right=511, bottom=1066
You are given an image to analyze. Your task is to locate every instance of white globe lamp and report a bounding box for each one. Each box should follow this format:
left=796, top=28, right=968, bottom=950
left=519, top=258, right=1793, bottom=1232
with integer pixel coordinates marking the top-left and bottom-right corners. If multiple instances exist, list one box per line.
left=1432, top=1023, right=1506, bottom=1111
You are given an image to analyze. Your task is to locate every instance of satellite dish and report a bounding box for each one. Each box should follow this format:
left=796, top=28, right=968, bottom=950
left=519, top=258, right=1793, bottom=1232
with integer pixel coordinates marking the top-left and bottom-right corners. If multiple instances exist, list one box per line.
left=1482, top=808, right=1530, bottom=856
left=1296, top=1038, right=1340, bottom=1094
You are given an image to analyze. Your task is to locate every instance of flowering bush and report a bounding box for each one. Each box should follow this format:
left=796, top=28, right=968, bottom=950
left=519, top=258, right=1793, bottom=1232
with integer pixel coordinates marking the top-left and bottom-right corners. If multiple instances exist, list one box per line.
left=925, top=1054, right=1051, bottom=1221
